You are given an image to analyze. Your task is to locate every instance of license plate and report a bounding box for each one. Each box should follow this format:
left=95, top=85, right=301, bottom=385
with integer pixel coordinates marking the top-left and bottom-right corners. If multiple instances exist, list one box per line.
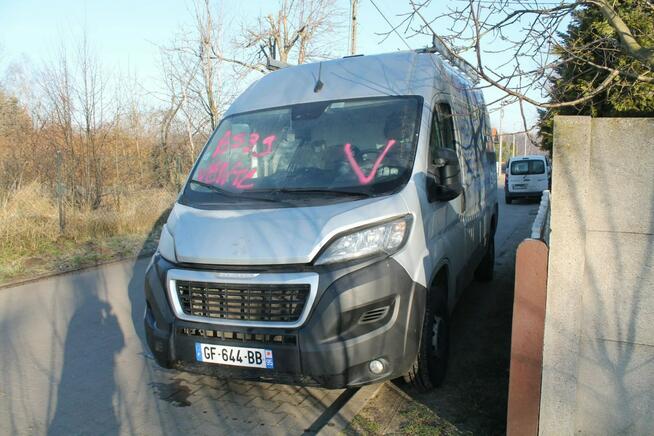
left=512, top=183, right=526, bottom=190
left=195, top=343, right=274, bottom=369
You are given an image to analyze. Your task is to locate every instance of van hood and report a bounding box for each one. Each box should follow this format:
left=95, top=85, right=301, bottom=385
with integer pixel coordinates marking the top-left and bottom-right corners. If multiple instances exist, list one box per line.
left=167, top=196, right=410, bottom=266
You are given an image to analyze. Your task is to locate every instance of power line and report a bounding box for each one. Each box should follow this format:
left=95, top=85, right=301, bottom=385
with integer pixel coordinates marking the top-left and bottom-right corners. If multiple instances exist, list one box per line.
left=368, top=0, right=478, bottom=87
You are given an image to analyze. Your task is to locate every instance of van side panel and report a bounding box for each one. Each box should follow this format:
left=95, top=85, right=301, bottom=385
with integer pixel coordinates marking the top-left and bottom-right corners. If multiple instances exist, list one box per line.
left=399, top=56, right=498, bottom=312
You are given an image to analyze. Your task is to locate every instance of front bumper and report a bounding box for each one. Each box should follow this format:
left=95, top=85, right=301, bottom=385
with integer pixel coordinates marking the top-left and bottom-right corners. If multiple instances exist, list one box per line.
left=143, top=254, right=425, bottom=389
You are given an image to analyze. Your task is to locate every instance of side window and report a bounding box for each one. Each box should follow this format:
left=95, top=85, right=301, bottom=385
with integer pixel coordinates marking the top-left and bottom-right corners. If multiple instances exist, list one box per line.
left=429, top=110, right=444, bottom=157
left=437, top=103, right=456, bottom=150
left=429, top=102, right=457, bottom=171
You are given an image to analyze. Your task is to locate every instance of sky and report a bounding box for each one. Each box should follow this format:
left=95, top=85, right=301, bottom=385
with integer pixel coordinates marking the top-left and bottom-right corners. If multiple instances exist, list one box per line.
left=0, top=0, right=537, bottom=132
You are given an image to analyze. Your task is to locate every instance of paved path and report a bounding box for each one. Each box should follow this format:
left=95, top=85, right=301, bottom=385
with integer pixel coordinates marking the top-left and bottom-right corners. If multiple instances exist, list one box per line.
left=0, top=254, right=374, bottom=436
left=0, top=185, right=536, bottom=435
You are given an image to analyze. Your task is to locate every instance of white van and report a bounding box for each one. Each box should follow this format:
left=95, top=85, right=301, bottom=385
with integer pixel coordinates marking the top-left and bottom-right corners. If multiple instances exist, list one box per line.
left=143, top=49, right=498, bottom=391
left=504, top=155, right=549, bottom=204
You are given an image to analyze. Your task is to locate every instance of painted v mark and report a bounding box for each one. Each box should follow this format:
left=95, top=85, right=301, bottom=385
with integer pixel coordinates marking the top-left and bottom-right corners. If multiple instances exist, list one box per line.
left=344, top=139, right=396, bottom=185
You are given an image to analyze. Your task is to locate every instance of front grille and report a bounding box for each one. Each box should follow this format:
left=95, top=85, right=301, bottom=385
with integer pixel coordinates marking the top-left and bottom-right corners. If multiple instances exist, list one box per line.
left=177, top=328, right=297, bottom=345
left=175, top=281, right=310, bottom=322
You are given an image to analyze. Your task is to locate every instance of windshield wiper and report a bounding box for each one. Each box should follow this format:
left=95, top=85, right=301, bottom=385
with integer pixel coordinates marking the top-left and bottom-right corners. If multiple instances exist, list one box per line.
left=188, top=179, right=280, bottom=203
left=265, top=188, right=372, bottom=198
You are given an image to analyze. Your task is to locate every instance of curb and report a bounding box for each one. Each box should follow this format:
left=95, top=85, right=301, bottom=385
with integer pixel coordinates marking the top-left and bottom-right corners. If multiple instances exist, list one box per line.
left=384, top=380, right=414, bottom=401
left=314, top=383, right=383, bottom=435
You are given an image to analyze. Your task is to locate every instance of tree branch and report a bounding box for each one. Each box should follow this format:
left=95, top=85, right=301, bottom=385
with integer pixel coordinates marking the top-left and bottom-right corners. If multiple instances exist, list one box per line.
left=584, top=0, right=654, bottom=68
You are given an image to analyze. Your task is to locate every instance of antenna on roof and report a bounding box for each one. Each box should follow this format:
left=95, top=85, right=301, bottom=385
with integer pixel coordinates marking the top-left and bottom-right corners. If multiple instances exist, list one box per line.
left=314, top=62, right=324, bottom=93
left=421, top=35, right=480, bottom=85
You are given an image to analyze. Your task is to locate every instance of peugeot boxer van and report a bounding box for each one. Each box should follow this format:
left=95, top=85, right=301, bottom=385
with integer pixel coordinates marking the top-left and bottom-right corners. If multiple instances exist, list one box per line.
left=144, top=50, right=498, bottom=391
left=504, top=155, right=549, bottom=204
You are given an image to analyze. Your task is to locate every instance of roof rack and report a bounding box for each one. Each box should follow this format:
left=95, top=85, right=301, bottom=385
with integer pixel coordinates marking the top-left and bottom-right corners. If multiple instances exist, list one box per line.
left=266, top=58, right=291, bottom=71
left=418, top=36, right=480, bottom=84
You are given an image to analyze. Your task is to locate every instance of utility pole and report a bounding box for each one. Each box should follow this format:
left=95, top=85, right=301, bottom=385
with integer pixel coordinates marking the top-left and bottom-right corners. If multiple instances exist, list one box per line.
left=524, top=132, right=528, bottom=155
left=498, top=104, right=504, bottom=174
left=350, top=0, right=358, bottom=55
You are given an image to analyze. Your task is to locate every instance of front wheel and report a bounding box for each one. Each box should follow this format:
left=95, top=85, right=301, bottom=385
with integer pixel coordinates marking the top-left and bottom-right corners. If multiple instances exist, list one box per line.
left=404, top=285, right=449, bottom=392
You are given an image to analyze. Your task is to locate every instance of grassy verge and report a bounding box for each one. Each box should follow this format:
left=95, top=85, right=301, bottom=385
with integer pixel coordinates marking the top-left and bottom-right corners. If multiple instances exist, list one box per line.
left=0, top=228, right=163, bottom=285
left=344, top=383, right=465, bottom=436
left=0, top=182, right=174, bottom=285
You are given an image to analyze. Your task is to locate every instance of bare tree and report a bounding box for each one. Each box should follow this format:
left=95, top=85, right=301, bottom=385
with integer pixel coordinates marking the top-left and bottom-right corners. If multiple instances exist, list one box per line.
left=216, top=0, right=343, bottom=72
left=38, top=33, right=120, bottom=209
left=74, top=33, right=113, bottom=208
left=160, top=0, right=242, bottom=131
left=157, top=0, right=343, bottom=152
left=0, top=87, right=33, bottom=191
left=401, top=0, right=654, bottom=127
left=39, top=44, right=76, bottom=193
left=152, top=0, right=244, bottom=190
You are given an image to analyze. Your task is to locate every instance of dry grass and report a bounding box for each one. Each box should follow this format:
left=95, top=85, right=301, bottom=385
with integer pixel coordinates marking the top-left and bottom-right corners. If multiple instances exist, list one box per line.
left=0, top=182, right=176, bottom=283
left=345, top=383, right=464, bottom=436
left=0, top=183, right=60, bottom=254
left=64, top=190, right=176, bottom=240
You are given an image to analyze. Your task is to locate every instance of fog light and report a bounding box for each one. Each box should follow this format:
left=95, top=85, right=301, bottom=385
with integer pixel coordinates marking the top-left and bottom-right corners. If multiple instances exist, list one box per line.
left=369, top=359, right=384, bottom=374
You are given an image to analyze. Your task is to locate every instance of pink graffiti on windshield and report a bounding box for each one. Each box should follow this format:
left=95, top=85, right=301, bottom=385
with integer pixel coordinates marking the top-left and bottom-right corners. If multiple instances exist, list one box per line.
left=344, top=139, right=396, bottom=185
left=210, top=130, right=276, bottom=158
left=199, top=130, right=278, bottom=189
left=196, top=159, right=257, bottom=189
left=243, top=133, right=260, bottom=153
left=252, top=135, right=276, bottom=158
left=211, top=130, right=232, bottom=157
left=231, top=132, right=246, bottom=150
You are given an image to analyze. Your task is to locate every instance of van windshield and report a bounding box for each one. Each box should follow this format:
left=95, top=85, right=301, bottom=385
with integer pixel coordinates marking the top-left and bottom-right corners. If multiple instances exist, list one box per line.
left=510, top=159, right=545, bottom=175
left=182, top=96, right=422, bottom=206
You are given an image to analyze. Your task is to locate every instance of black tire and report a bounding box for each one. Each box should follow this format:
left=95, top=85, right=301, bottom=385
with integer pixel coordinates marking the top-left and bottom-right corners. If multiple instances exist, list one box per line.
left=475, top=236, right=495, bottom=282
left=505, top=195, right=513, bottom=204
left=404, top=282, right=449, bottom=392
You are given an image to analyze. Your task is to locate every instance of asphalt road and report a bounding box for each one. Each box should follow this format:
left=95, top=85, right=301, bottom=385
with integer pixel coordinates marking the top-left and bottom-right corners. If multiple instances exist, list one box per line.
left=0, top=186, right=538, bottom=436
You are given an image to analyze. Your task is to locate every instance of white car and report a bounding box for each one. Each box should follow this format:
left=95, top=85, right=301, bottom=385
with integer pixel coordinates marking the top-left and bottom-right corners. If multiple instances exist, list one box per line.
left=504, top=155, right=549, bottom=204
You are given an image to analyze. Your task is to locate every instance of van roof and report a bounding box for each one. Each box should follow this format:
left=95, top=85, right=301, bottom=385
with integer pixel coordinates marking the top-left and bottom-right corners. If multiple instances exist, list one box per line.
left=225, top=50, right=476, bottom=117
left=511, top=155, right=547, bottom=161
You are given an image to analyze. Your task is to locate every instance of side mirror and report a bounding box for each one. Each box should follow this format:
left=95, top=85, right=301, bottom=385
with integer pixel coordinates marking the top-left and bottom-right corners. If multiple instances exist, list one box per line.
left=426, top=148, right=462, bottom=202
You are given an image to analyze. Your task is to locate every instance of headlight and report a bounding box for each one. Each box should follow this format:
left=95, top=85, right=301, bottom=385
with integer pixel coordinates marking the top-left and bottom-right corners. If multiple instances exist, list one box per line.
left=158, top=224, right=177, bottom=263
left=315, top=216, right=412, bottom=265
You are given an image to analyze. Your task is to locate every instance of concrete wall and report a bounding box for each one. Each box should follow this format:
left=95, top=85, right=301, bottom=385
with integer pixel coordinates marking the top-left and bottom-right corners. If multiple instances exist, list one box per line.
left=539, top=117, right=654, bottom=435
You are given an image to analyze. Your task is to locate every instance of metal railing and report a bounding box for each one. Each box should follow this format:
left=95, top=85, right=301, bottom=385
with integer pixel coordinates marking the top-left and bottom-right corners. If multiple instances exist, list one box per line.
left=530, top=190, right=551, bottom=244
